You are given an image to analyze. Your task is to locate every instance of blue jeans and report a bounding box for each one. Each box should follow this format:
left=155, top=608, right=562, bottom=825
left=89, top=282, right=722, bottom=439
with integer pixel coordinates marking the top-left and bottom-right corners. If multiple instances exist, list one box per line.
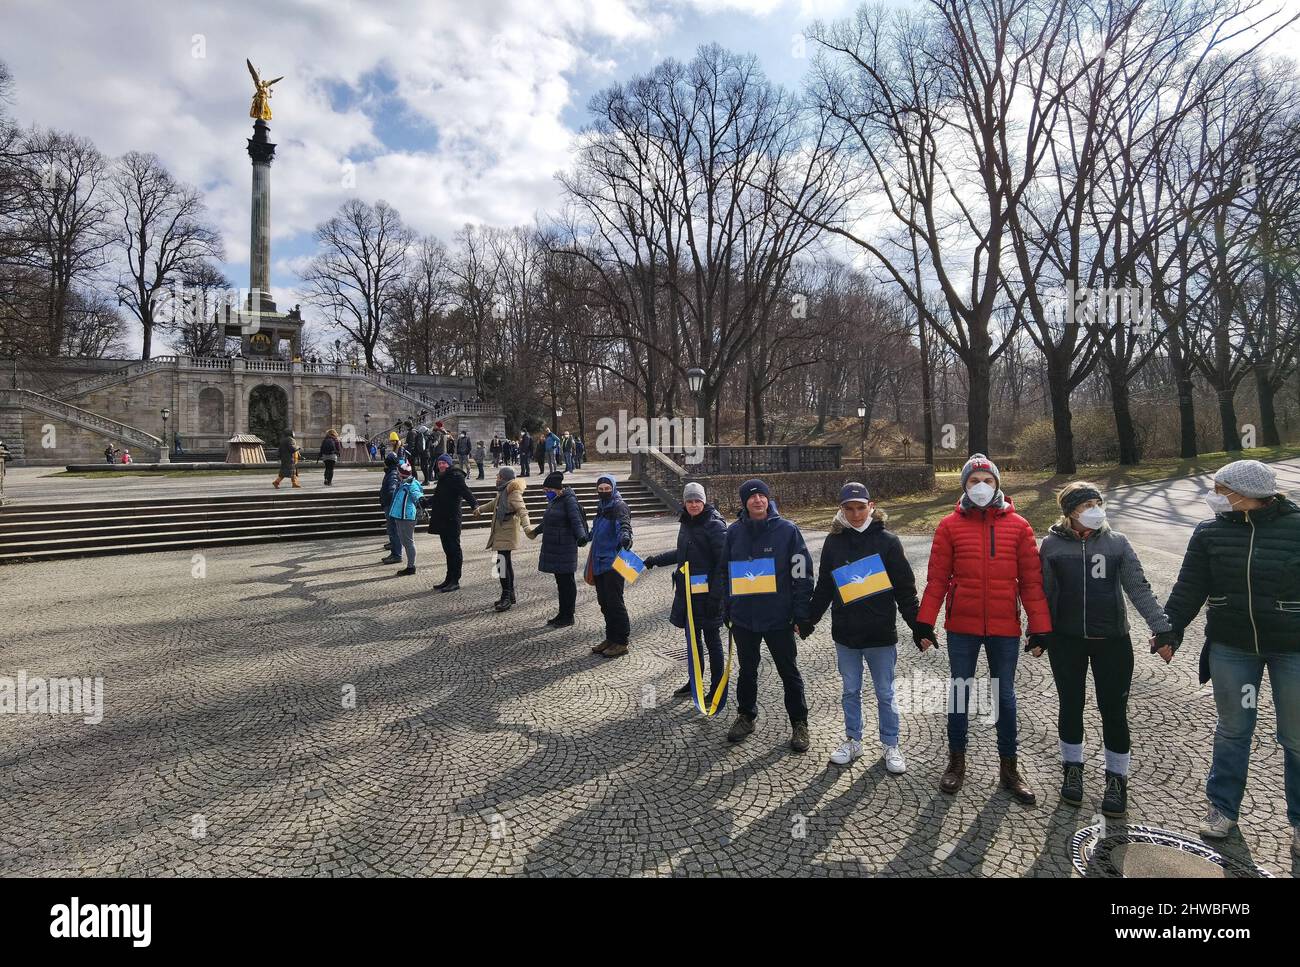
left=565, top=452, right=575, bottom=472
left=835, top=642, right=900, bottom=745
left=1206, top=643, right=1300, bottom=827
left=386, top=517, right=402, bottom=561
left=946, top=634, right=1021, bottom=757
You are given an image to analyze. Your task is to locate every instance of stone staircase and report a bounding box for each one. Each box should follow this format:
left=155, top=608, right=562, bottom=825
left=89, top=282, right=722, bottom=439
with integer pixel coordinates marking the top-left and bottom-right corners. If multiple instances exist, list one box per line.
left=0, top=478, right=672, bottom=562
left=0, top=388, right=163, bottom=458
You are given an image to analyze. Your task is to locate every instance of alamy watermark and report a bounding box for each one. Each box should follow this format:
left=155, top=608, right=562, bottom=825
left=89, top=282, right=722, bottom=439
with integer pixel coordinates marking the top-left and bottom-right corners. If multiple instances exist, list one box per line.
left=595, top=410, right=705, bottom=465
left=0, top=671, right=104, bottom=724
left=894, top=671, right=1001, bottom=724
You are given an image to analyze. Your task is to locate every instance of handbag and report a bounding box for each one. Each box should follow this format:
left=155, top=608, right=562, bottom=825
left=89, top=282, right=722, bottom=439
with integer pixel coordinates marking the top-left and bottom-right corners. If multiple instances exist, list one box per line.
left=583, top=546, right=596, bottom=586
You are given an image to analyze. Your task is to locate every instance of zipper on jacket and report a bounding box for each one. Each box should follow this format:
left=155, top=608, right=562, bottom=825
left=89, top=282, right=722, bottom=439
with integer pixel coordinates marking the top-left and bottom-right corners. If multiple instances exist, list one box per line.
left=982, top=512, right=990, bottom=636
left=1081, top=537, right=1088, bottom=638
left=1246, top=512, right=1260, bottom=654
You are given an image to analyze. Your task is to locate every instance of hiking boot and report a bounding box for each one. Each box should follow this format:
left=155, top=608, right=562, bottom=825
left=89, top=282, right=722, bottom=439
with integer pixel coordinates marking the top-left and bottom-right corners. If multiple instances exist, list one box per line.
left=592, top=640, right=611, bottom=654
left=726, top=714, right=755, bottom=743
left=291, top=478, right=302, bottom=488
left=789, top=721, right=810, bottom=753
left=493, top=595, right=513, bottom=612
left=438, top=582, right=460, bottom=593
left=379, top=556, right=402, bottom=565
left=1101, top=770, right=1128, bottom=818
left=940, top=750, right=966, bottom=794
left=602, top=642, right=628, bottom=657
left=434, top=579, right=450, bottom=590
left=999, top=755, right=1037, bottom=806
left=1060, top=762, right=1085, bottom=807
left=1199, top=805, right=1236, bottom=839
left=396, top=567, right=415, bottom=577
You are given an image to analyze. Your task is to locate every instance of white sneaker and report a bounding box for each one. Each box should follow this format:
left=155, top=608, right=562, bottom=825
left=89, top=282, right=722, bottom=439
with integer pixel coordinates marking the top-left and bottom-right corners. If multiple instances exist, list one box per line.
left=829, top=739, right=863, bottom=766
left=1199, top=805, right=1237, bottom=839
left=884, top=745, right=907, bottom=774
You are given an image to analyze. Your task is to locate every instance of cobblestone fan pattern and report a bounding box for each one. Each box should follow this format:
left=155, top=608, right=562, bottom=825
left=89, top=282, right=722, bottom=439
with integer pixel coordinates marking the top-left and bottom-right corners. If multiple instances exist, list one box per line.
left=0, top=520, right=1293, bottom=876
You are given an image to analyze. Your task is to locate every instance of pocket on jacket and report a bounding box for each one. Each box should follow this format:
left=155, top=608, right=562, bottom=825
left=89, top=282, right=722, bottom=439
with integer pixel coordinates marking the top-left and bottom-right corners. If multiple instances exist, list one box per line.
left=1207, top=595, right=1228, bottom=608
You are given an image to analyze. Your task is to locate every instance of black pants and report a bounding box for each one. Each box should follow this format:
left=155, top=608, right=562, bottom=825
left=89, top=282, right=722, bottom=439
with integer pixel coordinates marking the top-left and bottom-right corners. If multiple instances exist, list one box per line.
left=595, top=570, right=630, bottom=646
left=521, top=458, right=530, bottom=477
left=323, top=459, right=336, bottom=485
left=554, top=572, right=577, bottom=621
left=685, top=624, right=727, bottom=710
left=1047, top=633, right=1134, bottom=754
left=420, top=453, right=433, bottom=483
left=497, top=550, right=514, bottom=595
left=439, top=529, right=463, bottom=583
left=734, top=625, right=808, bottom=724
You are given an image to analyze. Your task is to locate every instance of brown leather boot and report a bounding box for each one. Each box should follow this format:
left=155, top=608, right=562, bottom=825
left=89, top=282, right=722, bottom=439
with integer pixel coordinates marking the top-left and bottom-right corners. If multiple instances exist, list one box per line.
left=1000, top=755, right=1037, bottom=806
left=939, top=749, right=966, bottom=794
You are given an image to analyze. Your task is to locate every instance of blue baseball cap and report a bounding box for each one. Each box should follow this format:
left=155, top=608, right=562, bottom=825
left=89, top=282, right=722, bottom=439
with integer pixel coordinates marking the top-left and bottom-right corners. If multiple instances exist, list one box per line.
left=839, top=482, right=871, bottom=504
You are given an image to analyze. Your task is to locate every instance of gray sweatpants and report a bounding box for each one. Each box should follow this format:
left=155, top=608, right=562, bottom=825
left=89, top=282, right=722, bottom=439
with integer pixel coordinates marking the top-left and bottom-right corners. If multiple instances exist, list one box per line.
left=395, top=519, right=417, bottom=568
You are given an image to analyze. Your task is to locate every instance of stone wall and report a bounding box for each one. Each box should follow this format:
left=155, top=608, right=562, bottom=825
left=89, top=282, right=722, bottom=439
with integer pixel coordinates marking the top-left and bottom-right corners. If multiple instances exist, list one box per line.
left=14, top=412, right=160, bottom=466
left=685, top=464, right=935, bottom=516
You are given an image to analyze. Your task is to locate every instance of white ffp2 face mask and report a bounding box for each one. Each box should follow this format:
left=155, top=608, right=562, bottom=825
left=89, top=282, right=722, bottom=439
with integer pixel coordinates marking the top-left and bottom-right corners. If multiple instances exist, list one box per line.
left=1205, top=493, right=1235, bottom=516
left=1078, top=506, right=1106, bottom=530
left=967, top=482, right=995, bottom=507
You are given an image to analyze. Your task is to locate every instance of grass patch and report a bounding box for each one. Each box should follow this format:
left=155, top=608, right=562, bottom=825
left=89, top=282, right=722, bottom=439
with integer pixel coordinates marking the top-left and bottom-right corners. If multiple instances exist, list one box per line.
left=788, top=444, right=1300, bottom=536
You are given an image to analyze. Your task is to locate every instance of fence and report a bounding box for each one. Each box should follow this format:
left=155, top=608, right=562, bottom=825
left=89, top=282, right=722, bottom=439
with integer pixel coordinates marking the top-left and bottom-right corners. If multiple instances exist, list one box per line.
left=659, top=444, right=842, bottom=475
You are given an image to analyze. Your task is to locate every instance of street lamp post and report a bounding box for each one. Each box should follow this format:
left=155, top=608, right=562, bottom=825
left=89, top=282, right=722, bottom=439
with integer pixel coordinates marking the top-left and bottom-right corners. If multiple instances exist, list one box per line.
left=160, top=407, right=171, bottom=464
left=857, top=400, right=867, bottom=468
left=687, top=367, right=705, bottom=447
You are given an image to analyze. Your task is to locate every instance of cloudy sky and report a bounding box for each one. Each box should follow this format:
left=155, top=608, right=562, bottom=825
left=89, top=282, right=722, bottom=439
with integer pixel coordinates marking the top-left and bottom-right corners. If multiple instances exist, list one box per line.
left=5, top=0, right=1297, bottom=356
left=4, top=0, right=881, bottom=352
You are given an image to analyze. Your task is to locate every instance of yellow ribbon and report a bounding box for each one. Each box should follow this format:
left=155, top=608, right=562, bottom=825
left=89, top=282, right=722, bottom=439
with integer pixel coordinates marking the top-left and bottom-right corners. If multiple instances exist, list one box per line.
left=681, top=560, right=732, bottom=717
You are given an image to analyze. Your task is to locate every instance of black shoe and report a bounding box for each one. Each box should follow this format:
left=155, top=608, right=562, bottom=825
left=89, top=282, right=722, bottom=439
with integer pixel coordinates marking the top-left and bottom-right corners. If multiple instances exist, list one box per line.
left=1102, top=770, right=1128, bottom=818
left=433, top=579, right=450, bottom=590
left=509, top=591, right=517, bottom=604
left=439, top=582, right=460, bottom=593
left=549, top=617, right=574, bottom=628
left=1060, top=762, right=1085, bottom=807
left=673, top=682, right=693, bottom=697
left=493, top=595, right=512, bottom=612
left=546, top=615, right=565, bottom=626
left=380, top=556, right=401, bottom=565
left=396, top=567, right=415, bottom=576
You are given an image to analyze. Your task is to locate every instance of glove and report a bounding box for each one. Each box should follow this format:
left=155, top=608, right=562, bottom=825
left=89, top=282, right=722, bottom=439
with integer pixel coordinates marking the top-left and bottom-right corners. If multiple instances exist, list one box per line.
left=643, top=558, right=655, bottom=570
left=621, top=536, right=633, bottom=551
left=796, top=621, right=815, bottom=639
left=577, top=536, right=589, bottom=547
left=912, top=622, right=935, bottom=650
left=1025, top=633, right=1050, bottom=654
left=1150, top=629, right=1179, bottom=652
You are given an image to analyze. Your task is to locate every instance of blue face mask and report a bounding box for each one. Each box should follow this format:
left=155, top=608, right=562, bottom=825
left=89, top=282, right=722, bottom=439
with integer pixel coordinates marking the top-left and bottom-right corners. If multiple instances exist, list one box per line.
left=546, top=491, right=557, bottom=503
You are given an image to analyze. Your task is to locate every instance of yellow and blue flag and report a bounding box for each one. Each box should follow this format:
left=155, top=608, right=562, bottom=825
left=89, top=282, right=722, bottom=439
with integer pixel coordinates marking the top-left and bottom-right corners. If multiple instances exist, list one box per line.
left=730, top=558, right=777, bottom=595
left=612, top=549, right=644, bottom=583
left=833, top=553, right=892, bottom=605
left=689, top=574, right=709, bottom=594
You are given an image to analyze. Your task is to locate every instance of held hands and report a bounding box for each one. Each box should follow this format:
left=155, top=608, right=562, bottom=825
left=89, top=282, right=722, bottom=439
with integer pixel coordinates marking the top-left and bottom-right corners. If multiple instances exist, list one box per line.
left=1149, top=630, right=1178, bottom=664
left=577, top=536, right=589, bottom=547
left=1025, top=633, right=1050, bottom=658
left=912, top=622, right=937, bottom=652
left=795, top=621, right=815, bottom=640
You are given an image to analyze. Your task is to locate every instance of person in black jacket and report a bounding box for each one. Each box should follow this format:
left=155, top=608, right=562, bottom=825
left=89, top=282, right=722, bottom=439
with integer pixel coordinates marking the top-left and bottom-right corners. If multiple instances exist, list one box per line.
left=526, top=471, right=590, bottom=627
left=1160, top=460, right=1300, bottom=852
left=319, top=428, right=341, bottom=486
left=644, top=482, right=729, bottom=709
left=519, top=430, right=532, bottom=477
left=809, top=483, right=919, bottom=771
left=422, top=452, right=480, bottom=592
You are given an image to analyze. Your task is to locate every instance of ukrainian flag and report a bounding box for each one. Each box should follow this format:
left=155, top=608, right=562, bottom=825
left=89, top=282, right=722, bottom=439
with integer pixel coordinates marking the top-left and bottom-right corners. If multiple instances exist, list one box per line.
left=690, top=574, right=709, bottom=595
left=612, top=549, right=644, bottom=583
left=730, top=558, right=777, bottom=595
left=833, top=553, right=892, bottom=605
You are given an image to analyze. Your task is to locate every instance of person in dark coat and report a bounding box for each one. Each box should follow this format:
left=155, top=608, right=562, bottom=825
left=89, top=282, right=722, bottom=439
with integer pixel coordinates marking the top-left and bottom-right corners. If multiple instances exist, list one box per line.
left=519, top=430, right=532, bottom=477
left=808, top=482, right=919, bottom=772
left=421, top=451, right=480, bottom=592
left=588, top=474, right=634, bottom=657
left=1160, top=459, right=1300, bottom=851
left=644, top=482, right=728, bottom=709
left=273, top=430, right=301, bottom=489
left=527, top=470, right=590, bottom=628
left=722, top=478, right=814, bottom=753
left=319, top=428, right=341, bottom=486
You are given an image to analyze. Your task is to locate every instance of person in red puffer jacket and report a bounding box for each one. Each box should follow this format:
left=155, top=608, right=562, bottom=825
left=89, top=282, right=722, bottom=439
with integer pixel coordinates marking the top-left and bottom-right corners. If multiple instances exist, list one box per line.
left=914, top=453, right=1051, bottom=805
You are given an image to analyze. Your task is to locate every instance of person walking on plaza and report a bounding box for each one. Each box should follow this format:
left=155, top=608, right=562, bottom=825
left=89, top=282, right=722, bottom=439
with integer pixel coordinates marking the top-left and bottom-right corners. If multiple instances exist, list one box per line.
left=562, top=431, right=575, bottom=472
left=456, top=429, right=472, bottom=472
left=481, top=466, right=531, bottom=612
left=387, top=462, right=424, bottom=577
left=1036, top=481, right=1174, bottom=817
left=490, top=436, right=501, bottom=468
left=643, top=482, right=728, bottom=710
left=319, top=428, right=341, bottom=486
left=273, top=430, right=302, bottom=488
left=519, top=430, right=532, bottom=477
left=527, top=470, right=590, bottom=628
left=544, top=427, right=561, bottom=474
left=1159, top=460, right=1300, bottom=855
left=378, top=452, right=404, bottom=563
left=473, top=439, right=486, bottom=480
left=588, top=474, right=634, bottom=657
left=386, top=430, right=410, bottom=466
left=409, top=419, right=432, bottom=483
left=723, top=479, right=815, bottom=753
left=575, top=437, right=585, bottom=469
left=808, top=482, right=919, bottom=772
left=914, top=453, right=1051, bottom=804
left=423, top=451, right=479, bottom=592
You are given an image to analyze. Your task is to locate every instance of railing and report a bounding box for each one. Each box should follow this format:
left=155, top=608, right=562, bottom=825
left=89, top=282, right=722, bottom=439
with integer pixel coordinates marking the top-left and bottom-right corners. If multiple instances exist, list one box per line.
left=658, top=444, right=842, bottom=474
left=0, top=388, right=163, bottom=452
left=53, top=355, right=178, bottom=400
left=631, top=448, right=688, bottom=511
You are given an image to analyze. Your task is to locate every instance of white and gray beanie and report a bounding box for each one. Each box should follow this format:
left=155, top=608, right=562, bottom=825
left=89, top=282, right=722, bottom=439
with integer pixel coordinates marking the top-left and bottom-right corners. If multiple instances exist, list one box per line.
left=683, top=482, right=706, bottom=503
left=1213, top=460, right=1276, bottom=499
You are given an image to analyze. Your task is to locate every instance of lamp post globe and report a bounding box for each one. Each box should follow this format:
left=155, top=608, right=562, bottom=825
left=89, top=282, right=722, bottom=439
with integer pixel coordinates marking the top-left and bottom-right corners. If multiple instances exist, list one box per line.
left=857, top=399, right=867, bottom=467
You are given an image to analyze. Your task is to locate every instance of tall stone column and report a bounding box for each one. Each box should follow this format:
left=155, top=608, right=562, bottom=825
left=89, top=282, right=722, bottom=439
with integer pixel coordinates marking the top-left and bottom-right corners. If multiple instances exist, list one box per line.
left=246, top=120, right=277, bottom=317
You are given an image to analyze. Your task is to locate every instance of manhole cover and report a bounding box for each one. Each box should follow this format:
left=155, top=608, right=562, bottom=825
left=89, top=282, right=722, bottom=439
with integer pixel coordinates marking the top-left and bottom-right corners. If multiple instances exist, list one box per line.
left=1071, top=823, right=1272, bottom=878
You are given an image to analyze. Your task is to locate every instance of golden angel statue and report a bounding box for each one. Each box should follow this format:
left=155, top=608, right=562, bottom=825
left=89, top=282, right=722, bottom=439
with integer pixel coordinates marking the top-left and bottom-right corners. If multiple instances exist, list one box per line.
left=247, top=59, right=284, bottom=121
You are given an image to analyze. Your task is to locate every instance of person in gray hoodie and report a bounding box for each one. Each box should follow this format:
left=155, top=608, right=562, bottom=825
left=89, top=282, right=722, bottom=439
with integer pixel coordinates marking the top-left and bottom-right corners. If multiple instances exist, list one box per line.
left=1036, top=480, right=1176, bottom=818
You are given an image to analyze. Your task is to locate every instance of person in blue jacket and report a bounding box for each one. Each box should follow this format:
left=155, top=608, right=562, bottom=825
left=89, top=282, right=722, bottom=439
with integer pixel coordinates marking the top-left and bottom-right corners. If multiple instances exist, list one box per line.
left=386, top=461, right=424, bottom=576
left=723, top=478, right=814, bottom=752
left=527, top=470, right=591, bottom=628
left=378, top=452, right=404, bottom=564
left=644, top=481, right=728, bottom=708
left=587, top=474, right=634, bottom=657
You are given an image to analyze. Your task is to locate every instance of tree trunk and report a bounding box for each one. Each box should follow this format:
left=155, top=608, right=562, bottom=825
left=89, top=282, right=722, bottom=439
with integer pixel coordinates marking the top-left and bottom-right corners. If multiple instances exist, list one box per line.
left=1110, top=369, right=1140, bottom=465
left=966, top=350, right=991, bottom=456
left=1217, top=389, right=1241, bottom=453
left=1256, top=368, right=1280, bottom=447
left=1047, top=361, right=1077, bottom=475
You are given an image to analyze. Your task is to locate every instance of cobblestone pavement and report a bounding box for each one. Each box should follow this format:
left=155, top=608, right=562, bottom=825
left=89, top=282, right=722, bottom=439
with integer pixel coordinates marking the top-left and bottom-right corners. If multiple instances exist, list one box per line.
left=0, top=494, right=1295, bottom=876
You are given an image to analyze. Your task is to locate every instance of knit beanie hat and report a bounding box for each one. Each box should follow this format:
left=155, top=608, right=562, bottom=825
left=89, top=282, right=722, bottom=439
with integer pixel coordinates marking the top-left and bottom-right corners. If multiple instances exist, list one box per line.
left=683, top=482, right=706, bottom=503
left=1213, top=460, right=1276, bottom=499
left=961, top=453, right=1000, bottom=490
left=739, top=478, right=771, bottom=504
left=543, top=471, right=565, bottom=489
left=498, top=466, right=517, bottom=482
left=436, top=452, right=453, bottom=468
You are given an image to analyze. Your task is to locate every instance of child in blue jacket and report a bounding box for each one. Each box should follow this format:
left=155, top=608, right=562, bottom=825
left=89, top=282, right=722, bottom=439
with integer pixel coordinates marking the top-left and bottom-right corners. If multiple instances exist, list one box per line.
left=387, top=462, right=424, bottom=576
